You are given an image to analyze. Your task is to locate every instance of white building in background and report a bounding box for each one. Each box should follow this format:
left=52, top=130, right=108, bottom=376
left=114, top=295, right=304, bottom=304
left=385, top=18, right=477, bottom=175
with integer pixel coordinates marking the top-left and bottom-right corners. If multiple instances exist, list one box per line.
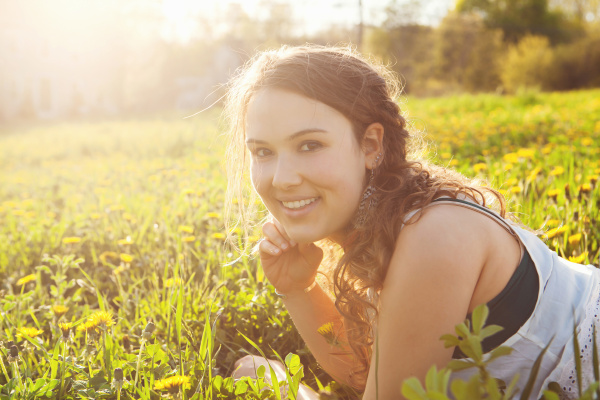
left=0, top=0, right=125, bottom=121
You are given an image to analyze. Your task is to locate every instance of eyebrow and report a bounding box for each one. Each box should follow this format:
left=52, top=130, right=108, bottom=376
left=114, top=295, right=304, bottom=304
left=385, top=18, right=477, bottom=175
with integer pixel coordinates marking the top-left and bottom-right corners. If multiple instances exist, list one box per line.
left=245, top=128, right=327, bottom=145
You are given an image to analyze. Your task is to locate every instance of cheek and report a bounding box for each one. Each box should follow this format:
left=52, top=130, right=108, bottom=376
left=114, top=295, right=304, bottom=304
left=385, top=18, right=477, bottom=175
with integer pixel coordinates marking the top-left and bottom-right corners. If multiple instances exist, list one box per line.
left=250, top=162, right=271, bottom=198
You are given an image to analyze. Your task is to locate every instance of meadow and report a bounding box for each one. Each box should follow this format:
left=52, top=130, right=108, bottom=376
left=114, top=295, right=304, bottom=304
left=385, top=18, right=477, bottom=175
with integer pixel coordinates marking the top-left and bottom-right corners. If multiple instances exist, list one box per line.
left=0, top=88, right=599, bottom=399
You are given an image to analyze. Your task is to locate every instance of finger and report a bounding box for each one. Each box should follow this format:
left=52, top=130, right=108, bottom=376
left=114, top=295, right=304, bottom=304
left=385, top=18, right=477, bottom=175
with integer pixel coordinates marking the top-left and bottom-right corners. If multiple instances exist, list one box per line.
left=258, top=237, right=282, bottom=256
left=263, top=221, right=292, bottom=250
left=298, top=243, right=324, bottom=267
left=270, top=218, right=297, bottom=247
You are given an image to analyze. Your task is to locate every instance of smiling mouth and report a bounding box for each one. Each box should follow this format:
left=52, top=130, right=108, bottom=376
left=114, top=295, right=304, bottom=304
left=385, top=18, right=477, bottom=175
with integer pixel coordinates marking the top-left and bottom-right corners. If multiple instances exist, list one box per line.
left=281, top=197, right=319, bottom=210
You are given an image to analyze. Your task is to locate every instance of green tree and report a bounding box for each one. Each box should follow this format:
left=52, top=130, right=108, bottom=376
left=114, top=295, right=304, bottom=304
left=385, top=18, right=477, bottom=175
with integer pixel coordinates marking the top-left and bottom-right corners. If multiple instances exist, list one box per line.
left=456, top=0, right=579, bottom=43
left=433, top=12, right=502, bottom=92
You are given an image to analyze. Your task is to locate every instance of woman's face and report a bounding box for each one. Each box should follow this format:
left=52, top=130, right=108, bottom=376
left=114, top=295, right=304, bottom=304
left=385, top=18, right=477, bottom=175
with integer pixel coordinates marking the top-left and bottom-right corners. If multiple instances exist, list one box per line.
left=245, top=88, right=368, bottom=244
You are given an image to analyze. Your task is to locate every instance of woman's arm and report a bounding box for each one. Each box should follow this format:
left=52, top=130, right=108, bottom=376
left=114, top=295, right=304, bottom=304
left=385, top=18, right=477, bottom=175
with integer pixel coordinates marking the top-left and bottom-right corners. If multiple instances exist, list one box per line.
left=361, top=205, right=492, bottom=399
left=281, top=284, right=364, bottom=388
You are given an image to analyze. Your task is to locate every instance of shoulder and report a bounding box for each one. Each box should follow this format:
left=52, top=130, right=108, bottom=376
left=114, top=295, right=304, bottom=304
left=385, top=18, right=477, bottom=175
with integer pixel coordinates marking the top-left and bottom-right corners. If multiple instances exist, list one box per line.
left=392, top=203, right=494, bottom=274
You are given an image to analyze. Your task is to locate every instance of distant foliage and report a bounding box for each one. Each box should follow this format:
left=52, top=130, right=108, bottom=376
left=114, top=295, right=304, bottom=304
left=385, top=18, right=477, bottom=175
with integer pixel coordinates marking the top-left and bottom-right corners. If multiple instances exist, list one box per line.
left=501, top=35, right=555, bottom=93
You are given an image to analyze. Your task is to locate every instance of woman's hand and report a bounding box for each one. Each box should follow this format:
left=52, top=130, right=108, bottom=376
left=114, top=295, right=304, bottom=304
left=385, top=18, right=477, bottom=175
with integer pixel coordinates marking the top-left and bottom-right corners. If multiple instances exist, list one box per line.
left=258, top=218, right=324, bottom=295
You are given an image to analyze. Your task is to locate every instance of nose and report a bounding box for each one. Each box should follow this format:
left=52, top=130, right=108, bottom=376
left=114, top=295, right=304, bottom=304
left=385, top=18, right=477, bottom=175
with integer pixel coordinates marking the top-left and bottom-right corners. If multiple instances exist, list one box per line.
left=272, top=155, right=302, bottom=190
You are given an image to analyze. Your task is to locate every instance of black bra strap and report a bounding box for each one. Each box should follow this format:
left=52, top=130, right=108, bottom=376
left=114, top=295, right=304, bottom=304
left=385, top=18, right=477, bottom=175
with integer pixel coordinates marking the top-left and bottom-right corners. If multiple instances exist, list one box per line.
left=430, top=197, right=520, bottom=246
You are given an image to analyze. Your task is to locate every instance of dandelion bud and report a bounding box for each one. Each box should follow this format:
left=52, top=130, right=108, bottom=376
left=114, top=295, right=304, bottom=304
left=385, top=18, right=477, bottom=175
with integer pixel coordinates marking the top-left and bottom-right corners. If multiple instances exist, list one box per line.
left=122, top=334, right=131, bottom=352
left=142, top=321, right=155, bottom=341
left=564, top=183, right=571, bottom=201
left=112, top=367, right=125, bottom=391
left=8, top=345, right=19, bottom=362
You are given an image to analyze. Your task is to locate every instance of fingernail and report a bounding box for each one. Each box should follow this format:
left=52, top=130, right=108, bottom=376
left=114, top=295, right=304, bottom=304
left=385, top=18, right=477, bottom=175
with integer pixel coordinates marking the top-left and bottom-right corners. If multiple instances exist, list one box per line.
left=281, top=243, right=288, bottom=250
left=272, top=248, right=280, bottom=255
left=290, top=240, right=297, bottom=247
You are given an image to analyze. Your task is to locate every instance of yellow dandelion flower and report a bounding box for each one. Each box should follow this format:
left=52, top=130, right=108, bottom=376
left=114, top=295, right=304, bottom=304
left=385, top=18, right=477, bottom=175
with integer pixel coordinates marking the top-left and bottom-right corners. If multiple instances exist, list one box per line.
left=16, top=274, right=36, bottom=286
left=211, top=233, right=226, bottom=240
left=317, top=322, right=343, bottom=347
left=117, top=236, right=133, bottom=245
left=588, top=175, right=599, bottom=184
left=178, top=225, right=194, bottom=234
left=503, top=153, right=519, bottom=164
left=526, top=167, right=542, bottom=183
left=99, top=251, right=119, bottom=264
left=52, top=305, right=69, bottom=318
left=542, top=145, right=552, bottom=155
left=547, top=189, right=560, bottom=200
left=62, top=237, right=82, bottom=244
left=568, top=233, right=582, bottom=246
left=164, top=278, right=183, bottom=288
left=542, top=226, right=568, bottom=240
left=154, top=375, right=191, bottom=392
left=441, top=152, right=452, bottom=159
left=449, top=159, right=459, bottom=166
left=90, top=213, right=102, bottom=220
left=77, top=320, right=97, bottom=334
left=581, top=137, right=594, bottom=147
left=205, top=212, right=221, bottom=219
left=569, top=252, right=588, bottom=264
left=516, top=148, right=535, bottom=159
left=181, top=188, right=195, bottom=196
left=505, top=178, right=518, bottom=187
left=510, top=186, right=522, bottom=194
left=17, top=327, right=44, bottom=338
left=182, top=236, right=196, bottom=243
left=113, top=265, right=126, bottom=275
left=78, top=311, right=114, bottom=333
left=120, top=253, right=133, bottom=263
left=503, top=163, right=514, bottom=171
left=58, top=322, right=72, bottom=336
left=578, top=183, right=591, bottom=194
left=550, top=166, right=565, bottom=177
left=544, top=219, right=560, bottom=228
left=473, top=163, right=487, bottom=173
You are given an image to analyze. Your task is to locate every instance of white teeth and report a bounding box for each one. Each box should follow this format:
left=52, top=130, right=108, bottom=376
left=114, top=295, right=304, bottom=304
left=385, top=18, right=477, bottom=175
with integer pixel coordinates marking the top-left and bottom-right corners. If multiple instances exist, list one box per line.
left=282, top=197, right=317, bottom=209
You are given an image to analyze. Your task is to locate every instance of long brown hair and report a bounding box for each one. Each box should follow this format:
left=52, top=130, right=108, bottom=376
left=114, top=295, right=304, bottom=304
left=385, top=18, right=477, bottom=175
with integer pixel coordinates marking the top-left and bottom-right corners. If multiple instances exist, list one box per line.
left=223, top=44, right=507, bottom=389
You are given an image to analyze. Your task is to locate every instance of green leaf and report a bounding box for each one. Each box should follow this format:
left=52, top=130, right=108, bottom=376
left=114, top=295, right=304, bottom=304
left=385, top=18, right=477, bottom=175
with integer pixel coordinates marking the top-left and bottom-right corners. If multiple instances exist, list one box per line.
left=446, top=360, right=475, bottom=372
left=471, top=304, right=489, bottom=335
left=212, top=375, right=223, bottom=391
left=440, top=334, right=460, bottom=348
left=401, top=377, right=427, bottom=400
left=257, top=365, right=266, bottom=378
left=425, top=365, right=438, bottom=391
left=487, top=346, right=513, bottom=363
left=541, top=390, right=560, bottom=400
left=284, top=353, right=301, bottom=375
left=234, top=379, right=248, bottom=395
left=480, top=325, right=504, bottom=340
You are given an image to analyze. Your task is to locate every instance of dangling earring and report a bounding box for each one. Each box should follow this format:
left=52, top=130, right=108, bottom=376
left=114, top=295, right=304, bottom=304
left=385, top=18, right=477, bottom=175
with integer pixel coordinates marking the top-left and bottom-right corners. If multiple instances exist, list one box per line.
left=353, top=152, right=383, bottom=227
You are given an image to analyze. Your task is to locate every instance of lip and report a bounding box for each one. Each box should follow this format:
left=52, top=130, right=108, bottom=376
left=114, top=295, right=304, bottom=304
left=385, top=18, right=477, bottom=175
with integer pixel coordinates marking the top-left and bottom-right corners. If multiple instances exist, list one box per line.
left=279, top=197, right=320, bottom=217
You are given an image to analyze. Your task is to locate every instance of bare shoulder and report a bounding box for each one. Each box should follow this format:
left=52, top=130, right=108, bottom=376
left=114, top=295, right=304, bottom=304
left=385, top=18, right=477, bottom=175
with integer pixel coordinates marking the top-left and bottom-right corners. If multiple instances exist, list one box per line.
left=392, top=203, right=493, bottom=272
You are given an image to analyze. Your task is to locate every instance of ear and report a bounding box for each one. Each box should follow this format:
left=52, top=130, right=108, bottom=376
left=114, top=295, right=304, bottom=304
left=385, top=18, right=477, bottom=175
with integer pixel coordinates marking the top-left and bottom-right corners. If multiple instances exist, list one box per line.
left=362, top=122, right=384, bottom=170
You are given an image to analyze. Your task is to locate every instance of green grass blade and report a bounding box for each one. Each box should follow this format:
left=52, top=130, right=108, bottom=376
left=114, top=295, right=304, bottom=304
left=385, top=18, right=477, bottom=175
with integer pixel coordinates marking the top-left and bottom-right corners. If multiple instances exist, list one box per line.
left=520, top=339, right=553, bottom=400
left=573, top=322, right=582, bottom=396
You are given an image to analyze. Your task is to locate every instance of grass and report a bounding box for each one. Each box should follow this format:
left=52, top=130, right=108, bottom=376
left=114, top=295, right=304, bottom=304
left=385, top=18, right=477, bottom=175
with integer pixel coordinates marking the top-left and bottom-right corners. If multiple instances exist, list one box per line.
left=0, top=89, right=598, bottom=399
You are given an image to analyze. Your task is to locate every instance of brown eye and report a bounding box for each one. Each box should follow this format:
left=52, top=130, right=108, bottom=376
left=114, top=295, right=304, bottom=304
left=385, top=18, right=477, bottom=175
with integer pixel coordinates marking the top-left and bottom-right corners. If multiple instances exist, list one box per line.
left=299, top=142, right=322, bottom=152
left=254, top=148, right=272, bottom=158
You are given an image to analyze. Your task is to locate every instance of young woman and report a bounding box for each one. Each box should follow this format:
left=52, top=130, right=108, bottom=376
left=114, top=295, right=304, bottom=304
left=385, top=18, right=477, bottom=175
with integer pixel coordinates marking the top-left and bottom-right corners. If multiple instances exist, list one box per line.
left=224, top=45, right=600, bottom=399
